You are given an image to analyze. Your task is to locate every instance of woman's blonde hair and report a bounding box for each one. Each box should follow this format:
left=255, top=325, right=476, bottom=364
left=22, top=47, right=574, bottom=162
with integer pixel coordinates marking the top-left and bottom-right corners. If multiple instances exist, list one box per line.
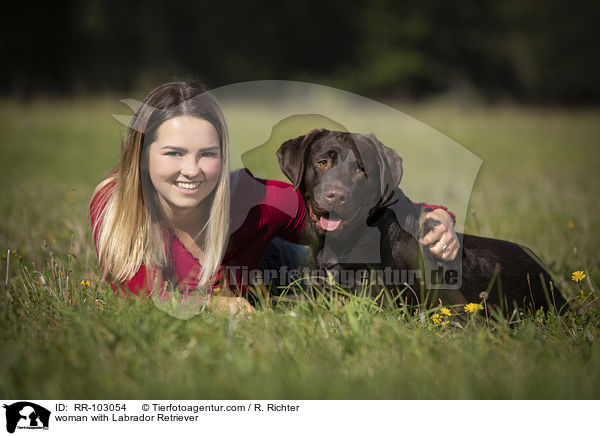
left=92, top=81, right=230, bottom=289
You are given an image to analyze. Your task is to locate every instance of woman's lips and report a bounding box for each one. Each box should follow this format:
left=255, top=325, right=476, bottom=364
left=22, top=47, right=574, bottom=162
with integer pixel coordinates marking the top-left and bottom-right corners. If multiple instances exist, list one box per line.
left=174, top=181, right=201, bottom=193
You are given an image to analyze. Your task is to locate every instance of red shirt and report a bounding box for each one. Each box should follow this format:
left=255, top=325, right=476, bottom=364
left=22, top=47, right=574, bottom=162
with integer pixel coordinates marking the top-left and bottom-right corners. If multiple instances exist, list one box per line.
left=90, top=169, right=307, bottom=297
left=90, top=169, right=454, bottom=297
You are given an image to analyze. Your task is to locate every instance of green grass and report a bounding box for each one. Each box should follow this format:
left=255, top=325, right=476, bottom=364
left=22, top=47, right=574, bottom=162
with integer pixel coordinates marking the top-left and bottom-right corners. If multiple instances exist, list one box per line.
left=1, top=96, right=599, bottom=399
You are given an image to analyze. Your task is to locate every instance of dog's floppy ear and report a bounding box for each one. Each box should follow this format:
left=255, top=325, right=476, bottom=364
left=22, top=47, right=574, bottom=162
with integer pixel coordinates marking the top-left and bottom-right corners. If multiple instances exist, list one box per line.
left=277, top=128, right=327, bottom=191
left=364, top=133, right=403, bottom=201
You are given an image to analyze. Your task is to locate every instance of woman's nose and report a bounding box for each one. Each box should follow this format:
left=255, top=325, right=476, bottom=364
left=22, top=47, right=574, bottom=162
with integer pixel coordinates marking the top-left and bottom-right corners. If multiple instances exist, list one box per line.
left=180, top=156, right=202, bottom=178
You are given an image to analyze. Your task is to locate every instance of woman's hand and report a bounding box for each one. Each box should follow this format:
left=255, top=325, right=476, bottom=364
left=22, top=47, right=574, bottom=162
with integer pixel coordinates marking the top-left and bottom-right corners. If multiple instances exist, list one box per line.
left=420, top=209, right=460, bottom=262
left=151, top=291, right=255, bottom=318
left=207, top=296, right=256, bottom=316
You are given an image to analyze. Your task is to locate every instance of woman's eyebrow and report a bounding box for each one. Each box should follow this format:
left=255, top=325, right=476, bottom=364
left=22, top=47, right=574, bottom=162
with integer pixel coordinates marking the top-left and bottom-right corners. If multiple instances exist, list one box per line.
left=161, top=145, right=219, bottom=152
left=161, top=145, right=186, bottom=152
left=199, top=145, right=220, bottom=152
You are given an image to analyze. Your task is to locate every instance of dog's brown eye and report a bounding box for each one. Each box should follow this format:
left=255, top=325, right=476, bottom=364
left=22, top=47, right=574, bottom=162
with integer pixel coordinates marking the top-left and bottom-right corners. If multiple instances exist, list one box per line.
left=316, top=159, right=329, bottom=168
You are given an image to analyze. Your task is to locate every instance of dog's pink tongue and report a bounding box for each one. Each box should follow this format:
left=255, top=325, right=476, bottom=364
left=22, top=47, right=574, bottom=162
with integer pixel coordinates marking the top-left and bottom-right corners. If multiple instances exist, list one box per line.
left=320, top=216, right=342, bottom=231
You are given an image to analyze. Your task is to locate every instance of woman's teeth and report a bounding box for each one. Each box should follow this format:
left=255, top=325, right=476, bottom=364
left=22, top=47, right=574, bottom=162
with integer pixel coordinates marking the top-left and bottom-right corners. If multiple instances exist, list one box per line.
left=175, top=182, right=200, bottom=191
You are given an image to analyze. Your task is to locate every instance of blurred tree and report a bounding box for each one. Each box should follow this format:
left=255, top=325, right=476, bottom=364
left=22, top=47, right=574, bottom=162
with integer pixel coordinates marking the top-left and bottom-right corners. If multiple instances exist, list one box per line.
left=1, top=0, right=598, bottom=102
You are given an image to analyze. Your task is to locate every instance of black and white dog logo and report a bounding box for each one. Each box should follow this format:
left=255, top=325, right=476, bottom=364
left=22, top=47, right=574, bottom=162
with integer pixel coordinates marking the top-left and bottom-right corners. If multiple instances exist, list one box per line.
left=3, top=402, right=50, bottom=434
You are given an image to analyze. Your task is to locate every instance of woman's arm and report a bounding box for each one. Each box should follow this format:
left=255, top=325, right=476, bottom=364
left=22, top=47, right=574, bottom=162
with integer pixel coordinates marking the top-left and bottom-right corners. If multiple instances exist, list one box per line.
left=243, top=175, right=461, bottom=264
left=294, top=194, right=460, bottom=262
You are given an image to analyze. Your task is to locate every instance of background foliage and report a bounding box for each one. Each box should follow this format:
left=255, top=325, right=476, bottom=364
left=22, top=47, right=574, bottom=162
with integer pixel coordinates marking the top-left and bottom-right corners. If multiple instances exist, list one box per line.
left=2, top=0, right=599, bottom=102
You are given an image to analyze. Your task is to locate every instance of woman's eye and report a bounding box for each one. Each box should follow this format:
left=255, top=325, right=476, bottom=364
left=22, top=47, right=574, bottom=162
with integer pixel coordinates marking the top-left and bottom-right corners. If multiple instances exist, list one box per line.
left=201, top=151, right=216, bottom=158
left=316, top=159, right=329, bottom=168
left=165, top=151, right=181, bottom=156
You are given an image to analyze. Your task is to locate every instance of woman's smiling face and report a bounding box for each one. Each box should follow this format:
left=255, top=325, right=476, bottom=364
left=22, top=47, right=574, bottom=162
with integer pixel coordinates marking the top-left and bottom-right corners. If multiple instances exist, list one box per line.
left=147, top=116, right=221, bottom=218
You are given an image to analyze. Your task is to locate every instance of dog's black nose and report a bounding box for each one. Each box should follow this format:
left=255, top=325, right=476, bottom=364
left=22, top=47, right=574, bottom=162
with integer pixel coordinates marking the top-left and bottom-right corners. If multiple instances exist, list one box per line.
left=325, top=189, right=347, bottom=205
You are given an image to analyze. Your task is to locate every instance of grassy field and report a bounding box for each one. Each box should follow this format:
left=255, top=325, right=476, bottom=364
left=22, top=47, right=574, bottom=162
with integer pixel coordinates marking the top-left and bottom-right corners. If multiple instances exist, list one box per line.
left=1, top=96, right=599, bottom=399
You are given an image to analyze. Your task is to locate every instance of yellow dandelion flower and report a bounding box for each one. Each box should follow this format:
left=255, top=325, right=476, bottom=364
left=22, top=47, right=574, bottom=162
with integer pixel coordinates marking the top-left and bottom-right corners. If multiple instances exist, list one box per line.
left=80, top=280, right=91, bottom=286
left=571, top=271, right=586, bottom=282
left=432, top=314, right=442, bottom=324
left=464, top=303, right=484, bottom=313
left=440, top=307, right=452, bottom=316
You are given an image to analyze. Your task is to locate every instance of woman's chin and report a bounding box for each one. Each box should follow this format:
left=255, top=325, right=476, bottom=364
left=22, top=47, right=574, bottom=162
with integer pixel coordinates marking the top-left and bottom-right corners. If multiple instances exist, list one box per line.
left=157, top=196, right=204, bottom=215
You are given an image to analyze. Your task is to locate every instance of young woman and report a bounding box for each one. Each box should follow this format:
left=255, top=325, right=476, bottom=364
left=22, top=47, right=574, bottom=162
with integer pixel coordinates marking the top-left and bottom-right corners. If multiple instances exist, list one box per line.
left=90, top=80, right=459, bottom=313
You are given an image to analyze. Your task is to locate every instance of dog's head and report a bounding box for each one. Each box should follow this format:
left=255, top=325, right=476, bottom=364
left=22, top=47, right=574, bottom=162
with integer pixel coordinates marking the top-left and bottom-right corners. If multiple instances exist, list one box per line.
left=277, top=129, right=403, bottom=234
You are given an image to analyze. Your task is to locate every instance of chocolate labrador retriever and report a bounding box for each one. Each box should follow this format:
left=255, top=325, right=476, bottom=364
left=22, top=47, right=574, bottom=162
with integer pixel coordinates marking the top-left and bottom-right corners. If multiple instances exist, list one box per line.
left=277, top=129, right=567, bottom=313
